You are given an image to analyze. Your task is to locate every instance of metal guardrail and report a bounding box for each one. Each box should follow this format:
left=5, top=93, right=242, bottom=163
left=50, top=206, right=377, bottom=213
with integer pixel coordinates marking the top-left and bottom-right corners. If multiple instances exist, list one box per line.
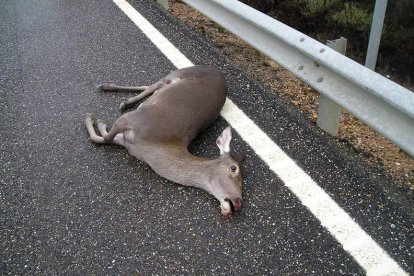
left=182, top=0, right=414, bottom=157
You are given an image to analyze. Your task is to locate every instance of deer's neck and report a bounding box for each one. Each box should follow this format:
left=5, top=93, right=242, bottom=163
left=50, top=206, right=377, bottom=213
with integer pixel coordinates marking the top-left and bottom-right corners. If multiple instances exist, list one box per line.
left=143, top=144, right=215, bottom=190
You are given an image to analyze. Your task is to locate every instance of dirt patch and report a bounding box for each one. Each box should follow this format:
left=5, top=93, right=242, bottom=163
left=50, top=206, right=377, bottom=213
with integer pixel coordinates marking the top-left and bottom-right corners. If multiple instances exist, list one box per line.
left=169, top=0, right=414, bottom=194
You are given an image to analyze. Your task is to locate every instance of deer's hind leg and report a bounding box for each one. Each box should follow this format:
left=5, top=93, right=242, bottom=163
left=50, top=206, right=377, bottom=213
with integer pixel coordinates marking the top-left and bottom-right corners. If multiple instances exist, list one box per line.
left=97, top=84, right=149, bottom=93
left=119, top=81, right=163, bottom=110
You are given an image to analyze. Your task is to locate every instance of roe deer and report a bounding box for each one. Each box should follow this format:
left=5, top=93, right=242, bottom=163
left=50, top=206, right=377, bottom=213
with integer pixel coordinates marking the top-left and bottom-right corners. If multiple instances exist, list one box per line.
left=84, top=66, right=245, bottom=216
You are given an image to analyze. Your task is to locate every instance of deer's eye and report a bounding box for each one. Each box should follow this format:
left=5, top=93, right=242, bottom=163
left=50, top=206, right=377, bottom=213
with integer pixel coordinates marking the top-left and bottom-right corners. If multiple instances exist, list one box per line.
left=229, top=164, right=237, bottom=172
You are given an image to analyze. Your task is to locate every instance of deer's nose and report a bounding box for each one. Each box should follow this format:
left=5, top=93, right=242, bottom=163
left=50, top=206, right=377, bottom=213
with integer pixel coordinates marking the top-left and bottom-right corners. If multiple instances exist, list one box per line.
left=225, top=197, right=242, bottom=212
left=233, top=198, right=242, bottom=211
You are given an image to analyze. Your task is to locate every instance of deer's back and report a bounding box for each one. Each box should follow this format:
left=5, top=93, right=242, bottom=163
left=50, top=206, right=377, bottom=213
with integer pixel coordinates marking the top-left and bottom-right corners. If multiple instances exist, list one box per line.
left=127, top=66, right=227, bottom=146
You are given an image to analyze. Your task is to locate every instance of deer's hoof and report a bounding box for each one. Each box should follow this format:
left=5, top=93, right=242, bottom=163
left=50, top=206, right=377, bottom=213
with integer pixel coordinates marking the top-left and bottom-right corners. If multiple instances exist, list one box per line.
left=97, top=83, right=114, bottom=92
left=84, top=113, right=94, bottom=122
left=119, top=102, right=127, bottom=110
left=96, top=118, right=106, bottom=125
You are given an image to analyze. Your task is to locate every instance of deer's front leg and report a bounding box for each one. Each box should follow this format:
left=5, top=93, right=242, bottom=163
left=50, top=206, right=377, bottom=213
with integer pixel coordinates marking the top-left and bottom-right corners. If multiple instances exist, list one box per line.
left=96, top=119, right=125, bottom=146
left=84, top=114, right=124, bottom=146
left=84, top=113, right=105, bottom=144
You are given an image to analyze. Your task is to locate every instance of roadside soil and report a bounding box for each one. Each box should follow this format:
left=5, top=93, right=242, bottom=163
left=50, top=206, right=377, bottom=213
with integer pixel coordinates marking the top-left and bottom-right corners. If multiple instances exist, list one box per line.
left=169, top=0, right=414, bottom=195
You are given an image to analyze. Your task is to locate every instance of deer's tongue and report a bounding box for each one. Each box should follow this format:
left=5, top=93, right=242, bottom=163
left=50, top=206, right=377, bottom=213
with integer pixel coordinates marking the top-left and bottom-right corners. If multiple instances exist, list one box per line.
left=220, top=201, right=232, bottom=216
left=221, top=208, right=231, bottom=217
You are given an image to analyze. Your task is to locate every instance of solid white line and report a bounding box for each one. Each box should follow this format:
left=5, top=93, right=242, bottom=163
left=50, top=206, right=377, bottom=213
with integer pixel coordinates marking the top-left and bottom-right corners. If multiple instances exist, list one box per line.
left=112, top=0, right=407, bottom=275
left=113, top=0, right=193, bottom=69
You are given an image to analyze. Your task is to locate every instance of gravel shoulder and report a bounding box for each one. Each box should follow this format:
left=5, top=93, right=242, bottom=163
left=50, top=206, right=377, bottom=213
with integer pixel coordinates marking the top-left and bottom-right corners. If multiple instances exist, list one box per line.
left=170, top=0, right=414, bottom=194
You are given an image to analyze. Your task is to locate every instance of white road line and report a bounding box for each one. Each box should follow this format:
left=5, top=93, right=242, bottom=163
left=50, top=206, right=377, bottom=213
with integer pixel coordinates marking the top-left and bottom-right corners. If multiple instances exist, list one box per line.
left=113, top=0, right=193, bottom=68
left=112, top=0, right=408, bottom=274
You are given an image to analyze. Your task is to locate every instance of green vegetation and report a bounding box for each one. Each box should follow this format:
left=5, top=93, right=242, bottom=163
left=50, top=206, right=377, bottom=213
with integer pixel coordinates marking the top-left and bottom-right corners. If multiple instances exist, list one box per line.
left=302, top=0, right=339, bottom=16
left=331, top=3, right=371, bottom=32
left=241, top=0, right=414, bottom=85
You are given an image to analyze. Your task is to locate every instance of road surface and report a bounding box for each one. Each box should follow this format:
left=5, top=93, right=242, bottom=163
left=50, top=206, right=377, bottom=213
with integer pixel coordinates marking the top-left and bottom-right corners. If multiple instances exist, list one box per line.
left=1, top=0, right=412, bottom=274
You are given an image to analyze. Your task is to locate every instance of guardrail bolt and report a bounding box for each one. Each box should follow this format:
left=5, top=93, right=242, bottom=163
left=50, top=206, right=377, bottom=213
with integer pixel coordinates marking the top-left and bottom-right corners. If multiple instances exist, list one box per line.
left=300, top=38, right=305, bottom=42
left=320, top=48, right=325, bottom=53
left=298, top=65, right=304, bottom=70
left=314, top=61, right=320, bottom=67
left=317, top=77, right=323, bottom=82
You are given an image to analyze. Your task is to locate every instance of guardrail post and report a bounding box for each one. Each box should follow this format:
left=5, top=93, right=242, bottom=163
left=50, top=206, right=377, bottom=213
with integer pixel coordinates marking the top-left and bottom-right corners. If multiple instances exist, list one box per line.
left=316, top=37, right=347, bottom=137
left=157, top=0, right=169, bottom=10
left=365, top=0, right=388, bottom=71
left=182, top=0, right=414, bottom=156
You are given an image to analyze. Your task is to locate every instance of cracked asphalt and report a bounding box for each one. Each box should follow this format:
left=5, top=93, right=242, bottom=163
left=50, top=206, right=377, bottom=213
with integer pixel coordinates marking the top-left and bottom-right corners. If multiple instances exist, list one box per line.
left=1, top=0, right=413, bottom=274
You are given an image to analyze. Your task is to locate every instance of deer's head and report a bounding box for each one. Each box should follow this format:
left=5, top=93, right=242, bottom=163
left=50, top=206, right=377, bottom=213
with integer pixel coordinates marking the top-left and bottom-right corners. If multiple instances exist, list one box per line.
left=207, top=126, right=245, bottom=216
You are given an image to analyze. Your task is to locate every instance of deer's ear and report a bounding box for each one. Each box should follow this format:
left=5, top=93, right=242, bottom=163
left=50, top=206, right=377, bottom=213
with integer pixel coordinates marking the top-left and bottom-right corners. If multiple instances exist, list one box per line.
left=216, top=126, right=232, bottom=155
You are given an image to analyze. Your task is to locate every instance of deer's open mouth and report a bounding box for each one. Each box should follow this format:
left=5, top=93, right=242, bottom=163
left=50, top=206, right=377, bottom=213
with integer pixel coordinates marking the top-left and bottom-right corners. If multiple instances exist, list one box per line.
left=221, top=198, right=242, bottom=216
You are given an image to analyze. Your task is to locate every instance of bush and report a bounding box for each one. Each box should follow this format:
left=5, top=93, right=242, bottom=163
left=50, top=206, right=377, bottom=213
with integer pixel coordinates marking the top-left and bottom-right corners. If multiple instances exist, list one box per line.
left=331, top=3, right=371, bottom=32
left=388, top=0, right=414, bottom=28
left=302, top=0, right=339, bottom=16
left=245, top=0, right=413, bottom=84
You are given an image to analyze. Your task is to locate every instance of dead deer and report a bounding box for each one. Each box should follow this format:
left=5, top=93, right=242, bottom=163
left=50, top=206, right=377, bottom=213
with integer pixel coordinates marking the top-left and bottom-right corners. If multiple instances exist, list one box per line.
left=84, top=66, right=245, bottom=216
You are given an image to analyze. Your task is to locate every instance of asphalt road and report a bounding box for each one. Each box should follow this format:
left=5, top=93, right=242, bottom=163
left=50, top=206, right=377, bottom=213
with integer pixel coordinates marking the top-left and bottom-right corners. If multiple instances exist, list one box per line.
left=1, top=0, right=413, bottom=274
